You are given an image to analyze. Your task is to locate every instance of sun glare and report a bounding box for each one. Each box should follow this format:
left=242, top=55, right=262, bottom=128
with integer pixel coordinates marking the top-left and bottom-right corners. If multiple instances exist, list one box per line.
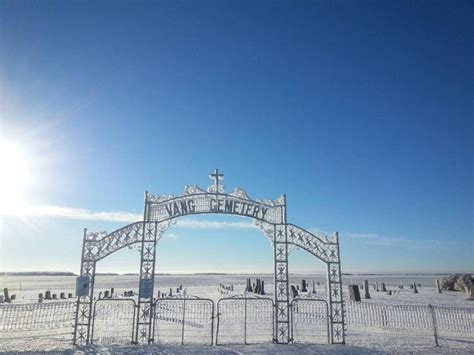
left=0, top=140, right=33, bottom=214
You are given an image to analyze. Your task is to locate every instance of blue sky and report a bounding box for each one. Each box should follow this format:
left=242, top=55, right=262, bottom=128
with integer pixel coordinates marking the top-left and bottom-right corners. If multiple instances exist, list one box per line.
left=0, top=0, right=472, bottom=274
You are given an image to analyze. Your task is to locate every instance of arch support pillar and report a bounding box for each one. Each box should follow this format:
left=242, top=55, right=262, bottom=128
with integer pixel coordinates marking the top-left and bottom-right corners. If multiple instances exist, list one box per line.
left=273, top=223, right=290, bottom=343
left=135, top=221, right=158, bottom=344
left=327, top=233, right=345, bottom=344
left=73, top=229, right=96, bottom=345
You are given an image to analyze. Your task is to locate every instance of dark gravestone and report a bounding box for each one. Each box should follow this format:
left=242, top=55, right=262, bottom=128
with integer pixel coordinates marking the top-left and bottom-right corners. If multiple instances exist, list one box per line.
left=413, top=283, right=418, bottom=294
left=296, top=285, right=300, bottom=291
left=399, top=285, right=404, bottom=289
left=301, top=280, right=307, bottom=293
left=246, top=278, right=252, bottom=292
left=364, top=280, right=370, bottom=299
left=169, top=288, right=173, bottom=297
left=469, top=280, right=474, bottom=301
left=348, top=285, right=361, bottom=302
left=45, top=291, right=52, bottom=300
left=260, top=280, right=265, bottom=295
left=291, top=285, right=299, bottom=299
left=312, top=281, right=317, bottom=294
left=409, top=284, right=414, bottom=289
left=111, top=288, right=114, bottom=297
left=60, top=292, right=66, bottom=299
left=386, top=290, right=392, bottom=296
left=10, top=294, right=16, bottom=301
left=38, top=294, right=43, bottom=303
left=68, top=293, right=73, bottom=298
left=3, top=288, right=10, bottom=302
left=230, top=284, right=234, bottom=291
left=436, top=279, right=442, bottom=294
left=52, top=294, right=57, bottom=300
left=104, top=290, right=110, bottom=298
left=176, top=288, right=180, bottom=294
left=376, top=282, right=379, bottom=292
left=317, top=282, right=320, bottom=286
left=157, top=290, right=161, bottom=298
left=39, top=293, right=43, bottom=299
left=381, top=283, right=387, bottom=292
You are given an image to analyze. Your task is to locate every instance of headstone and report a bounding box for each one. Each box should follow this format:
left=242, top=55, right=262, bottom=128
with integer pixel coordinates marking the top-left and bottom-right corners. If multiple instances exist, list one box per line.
left=60, top=292, right=66, bottom=299
left=376, top=282, right=379, bottom=292
left=169, top=288, right=173, bottom=297
left=413, top=283, right=418, bottom=294
left=3, top=288, right=10, bottom=302
left=386, top=290, right=392, bottom=296
left=301, top=279, right=307, bottom=293
left=260, top=280, right=265, bottom=295
left=348, top=285, right=361, bottom=302
left=364, top=280, right=370, bottom=299
left=417, top=283, right=421, bottom=287
left=399, top=285, right=404, bottom=289
left=45, top=291, right=52, bottom=300
left=469, top=279, right=474, bottom=301
left=409, top=284, right=414, bottom=289
left=39, top=293, right=43, bottom=299
left=104, top=290, right=110, bottom=298
left=246, top=278, right=252, bottom=292
left=111, top=288, right=114, bottom=297
left=98, top=292, right=102, bottom=300
left=312, top=281, right=317, bottom=294
left=296, top=285, right=300, bottom=291
left=436, top=279, right=442, bottom=294
left=38, top=295, right=43, bottom=303
left=230, top=284, right=234, bottom=291
left=10, top=294, right=16, bottom=301
left=291, top=285, right=299, bottom=298
left=180, top=284, right=183, bottom=290
left=381, top=283, right=387, bottom=292
left=68, top=293, right=73, bottom=298
left=52, top=294, right=57, bottom=300
left=157, top=290, right=161, bottom=298
left=0, top=295, right=3, bottom=303
left=317, top=282, right=320, bottom=286
left=176, top=288, right=180, bottom=294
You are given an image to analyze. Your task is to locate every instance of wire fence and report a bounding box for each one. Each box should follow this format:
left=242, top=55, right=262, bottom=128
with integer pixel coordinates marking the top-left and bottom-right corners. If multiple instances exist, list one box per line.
left=0, top=299, right=472, bottom=349
left=346, top=302, right=474, bottom=346
left=0, top=301, right=75, bottom=351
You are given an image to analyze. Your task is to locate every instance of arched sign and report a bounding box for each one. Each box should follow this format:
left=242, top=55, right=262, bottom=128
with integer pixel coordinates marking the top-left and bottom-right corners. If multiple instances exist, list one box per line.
left=73, top=170, right=345, bottom=346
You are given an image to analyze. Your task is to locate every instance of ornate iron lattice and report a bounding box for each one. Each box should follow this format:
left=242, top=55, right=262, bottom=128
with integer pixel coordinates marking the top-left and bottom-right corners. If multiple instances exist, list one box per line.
left=73, top=170, right=345, bottom=345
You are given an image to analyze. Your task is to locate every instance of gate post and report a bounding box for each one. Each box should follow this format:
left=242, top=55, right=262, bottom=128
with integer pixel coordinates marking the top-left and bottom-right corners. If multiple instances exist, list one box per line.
left=273, top=196, right=290, bottom=343
left=135, top=193, right=158, bottom=344
left=73, top=228, right=97, bottom=345
left=327, top=232, right=345, bottom=344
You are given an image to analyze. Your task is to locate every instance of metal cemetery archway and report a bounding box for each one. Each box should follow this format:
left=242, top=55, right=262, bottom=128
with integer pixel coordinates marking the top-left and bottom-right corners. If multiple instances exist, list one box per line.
left=73, top=170, right=345, bottom=345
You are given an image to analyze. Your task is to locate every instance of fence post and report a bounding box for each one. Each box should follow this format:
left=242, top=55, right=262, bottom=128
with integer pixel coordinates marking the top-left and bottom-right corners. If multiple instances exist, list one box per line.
left=244, top=298, right=247, bottom=345
left=181, top=298, right=186, bottom=345
left=428, top=304, right=439, bottom=347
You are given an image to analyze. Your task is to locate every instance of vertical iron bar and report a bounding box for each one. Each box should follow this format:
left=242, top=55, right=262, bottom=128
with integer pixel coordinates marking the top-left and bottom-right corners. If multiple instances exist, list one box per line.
left=73, top=228, right=87, bottom=345
left=86, top=262, right=96, bottom=344
left=335, top=232, right=345, bottom=344
left=244, top=297, right=247, bottom=344
left=181, top=298, right=186, bottom=345
left=428, top=304, right=439, bottom=347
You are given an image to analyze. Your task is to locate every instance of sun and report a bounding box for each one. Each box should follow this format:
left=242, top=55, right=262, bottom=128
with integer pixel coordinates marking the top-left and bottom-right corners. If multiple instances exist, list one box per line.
left=0, top=140, right=33, bottom=214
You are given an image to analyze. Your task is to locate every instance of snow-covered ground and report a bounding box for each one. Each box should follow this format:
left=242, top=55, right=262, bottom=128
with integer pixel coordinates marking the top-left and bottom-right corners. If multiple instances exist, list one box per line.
left=0, top=274, right=473, bottom=353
